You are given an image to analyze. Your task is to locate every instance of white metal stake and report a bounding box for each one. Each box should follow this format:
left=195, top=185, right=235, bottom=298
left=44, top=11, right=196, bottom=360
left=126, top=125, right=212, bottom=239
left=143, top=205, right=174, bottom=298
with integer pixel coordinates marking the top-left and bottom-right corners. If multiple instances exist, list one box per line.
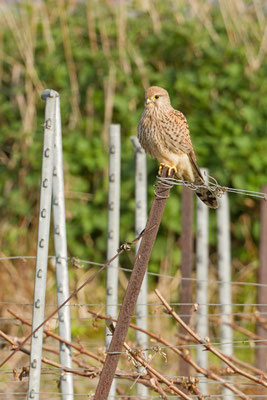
left=196, top=168, right=209, bottom=395
left=27, top=90, right=56, bottom=400
left=217, top=193, right=233, bottom=400
left=52, top=92, right=74, bottom=400
left=131, top=136, right=148, bottom=399
left=106, top=124, right=121, bottom=399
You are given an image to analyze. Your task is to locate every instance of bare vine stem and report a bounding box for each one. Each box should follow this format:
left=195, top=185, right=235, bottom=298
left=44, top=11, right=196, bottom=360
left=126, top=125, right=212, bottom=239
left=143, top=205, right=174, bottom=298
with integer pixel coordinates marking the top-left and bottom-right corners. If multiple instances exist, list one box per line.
left=88, top=310, right=250, bottom=400
left=155, top=289, right=267, bottom=389
left=0, top=227, right=152, bottom=369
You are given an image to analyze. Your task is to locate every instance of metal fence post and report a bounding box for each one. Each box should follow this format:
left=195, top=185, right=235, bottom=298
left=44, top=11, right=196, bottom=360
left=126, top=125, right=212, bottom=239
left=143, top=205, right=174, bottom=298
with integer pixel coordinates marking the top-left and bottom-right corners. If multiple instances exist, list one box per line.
left=131, top=136, right=148, bottom=399
left=196, top=168, right=209, bottom=395
left=257, top=186, right=267, bottom=370
left=51, top=91, right=74, bottom=399
left=106, top=124, right=121, bottom=399
left=179, top=186, right=194, bottom=376
left=27, top=90, right=56, bottom=400
left=217, top=193, right=233, bottom=400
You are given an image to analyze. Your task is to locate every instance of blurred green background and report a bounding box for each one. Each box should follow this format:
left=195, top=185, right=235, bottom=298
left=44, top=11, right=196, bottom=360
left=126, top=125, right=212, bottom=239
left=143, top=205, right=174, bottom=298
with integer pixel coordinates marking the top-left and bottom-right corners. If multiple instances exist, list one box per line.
left=0, top=0, right=266, bottom=364
left=0, top=1, right=267, bottom=396
left=1, top=0, right=266, bottom=259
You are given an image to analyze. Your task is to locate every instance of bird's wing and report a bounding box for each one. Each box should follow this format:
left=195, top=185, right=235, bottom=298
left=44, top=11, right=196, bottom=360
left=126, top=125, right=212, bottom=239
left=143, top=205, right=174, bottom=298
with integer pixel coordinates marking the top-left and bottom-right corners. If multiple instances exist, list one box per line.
left=164, top=109, right=194, bottom=153
left=164, top=109, right=204, bottom=181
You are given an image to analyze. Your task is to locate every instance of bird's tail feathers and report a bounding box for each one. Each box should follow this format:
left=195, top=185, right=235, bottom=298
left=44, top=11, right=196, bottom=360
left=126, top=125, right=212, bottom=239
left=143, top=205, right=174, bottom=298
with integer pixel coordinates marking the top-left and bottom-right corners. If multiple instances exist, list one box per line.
left=193, top=170, right=219, bottom=209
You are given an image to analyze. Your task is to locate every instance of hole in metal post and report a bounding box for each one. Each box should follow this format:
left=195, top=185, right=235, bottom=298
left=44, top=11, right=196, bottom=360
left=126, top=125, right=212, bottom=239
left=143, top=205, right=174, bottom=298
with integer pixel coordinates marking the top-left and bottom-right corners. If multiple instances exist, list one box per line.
left=45, top=118, right=52, bottom=129
left=110, top=145, right=115, bottom=154
left=35, top=299, right=41, bottom=308
left=37, top=269, right=42, bottom=278
left=109, top=174, right=115, bottom=183
left=44, top=148, right=50, bottom=157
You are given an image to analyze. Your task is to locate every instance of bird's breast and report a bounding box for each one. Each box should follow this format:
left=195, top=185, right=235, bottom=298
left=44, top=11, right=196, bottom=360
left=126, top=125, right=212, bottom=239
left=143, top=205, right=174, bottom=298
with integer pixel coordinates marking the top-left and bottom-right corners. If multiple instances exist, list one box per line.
left=137, top=111, right=165, bottom=159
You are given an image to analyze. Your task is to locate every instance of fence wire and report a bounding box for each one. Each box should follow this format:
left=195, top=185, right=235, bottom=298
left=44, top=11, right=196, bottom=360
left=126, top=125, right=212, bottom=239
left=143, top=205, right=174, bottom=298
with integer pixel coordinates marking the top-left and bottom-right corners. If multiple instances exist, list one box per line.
left=156, top=175, right=267, bottom=200
left=1, top=255, right=266, bottom=288
left=1, top=311, right=267, bottom=319
left=1, top=301, right=267, bottom=307
left=1, top=178, right=266, bottom=398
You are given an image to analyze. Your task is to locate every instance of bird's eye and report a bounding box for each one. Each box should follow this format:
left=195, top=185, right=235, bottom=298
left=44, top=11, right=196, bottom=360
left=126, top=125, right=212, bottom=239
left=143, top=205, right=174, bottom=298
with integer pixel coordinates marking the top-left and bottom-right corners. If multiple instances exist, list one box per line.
left=155, top=95, right=159, bottom=99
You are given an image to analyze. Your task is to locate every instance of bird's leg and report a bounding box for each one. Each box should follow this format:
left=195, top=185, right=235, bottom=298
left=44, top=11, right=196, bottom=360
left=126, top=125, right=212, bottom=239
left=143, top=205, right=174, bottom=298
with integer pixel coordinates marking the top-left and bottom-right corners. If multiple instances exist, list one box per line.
left=158, top=163, right=177, bottom=176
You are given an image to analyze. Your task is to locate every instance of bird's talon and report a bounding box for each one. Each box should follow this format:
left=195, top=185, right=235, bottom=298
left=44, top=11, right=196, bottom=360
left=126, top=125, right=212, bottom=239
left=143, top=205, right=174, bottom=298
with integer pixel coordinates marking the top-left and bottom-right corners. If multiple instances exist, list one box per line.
left=158, top=163, right=177, bottom=176
left=168, top=166, right=177, bottom=176
left=158, top=163, right=165, bottom=175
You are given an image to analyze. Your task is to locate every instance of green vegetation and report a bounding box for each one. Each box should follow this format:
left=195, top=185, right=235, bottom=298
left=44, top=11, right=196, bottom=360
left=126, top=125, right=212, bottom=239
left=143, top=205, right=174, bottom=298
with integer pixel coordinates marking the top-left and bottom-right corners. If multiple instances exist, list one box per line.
left=0, top=1, right=266, bottom=368
left=1, top=1, right=266, bottom=261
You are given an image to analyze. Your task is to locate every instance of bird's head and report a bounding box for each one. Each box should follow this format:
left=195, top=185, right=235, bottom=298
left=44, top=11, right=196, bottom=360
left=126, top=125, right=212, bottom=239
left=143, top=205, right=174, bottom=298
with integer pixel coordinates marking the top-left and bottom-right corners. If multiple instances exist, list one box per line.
left=144, top=86, right=171, bottom=109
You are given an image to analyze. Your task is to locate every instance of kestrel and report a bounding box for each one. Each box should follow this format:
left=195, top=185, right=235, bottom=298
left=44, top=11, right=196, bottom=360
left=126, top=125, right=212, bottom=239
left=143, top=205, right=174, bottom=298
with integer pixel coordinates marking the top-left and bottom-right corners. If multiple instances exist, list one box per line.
left=137, top=86, right=219, bottom=208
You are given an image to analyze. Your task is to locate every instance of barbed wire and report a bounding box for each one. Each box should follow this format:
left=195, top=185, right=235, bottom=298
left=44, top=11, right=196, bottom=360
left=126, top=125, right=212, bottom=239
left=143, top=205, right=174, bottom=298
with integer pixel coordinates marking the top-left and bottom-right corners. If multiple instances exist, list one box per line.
left=156, top=175, right=267, bottom=200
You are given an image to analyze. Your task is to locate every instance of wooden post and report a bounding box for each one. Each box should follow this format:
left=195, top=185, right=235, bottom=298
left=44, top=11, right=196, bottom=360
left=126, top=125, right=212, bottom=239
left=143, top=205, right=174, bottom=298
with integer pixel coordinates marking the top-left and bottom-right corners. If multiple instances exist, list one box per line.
left=179, top=186, right=193, bottom=376
left=256, top=186, right=267, bottom=371
left=131, top=136, right=148, bottom=399
left=94, top=167, right=175, bottom=400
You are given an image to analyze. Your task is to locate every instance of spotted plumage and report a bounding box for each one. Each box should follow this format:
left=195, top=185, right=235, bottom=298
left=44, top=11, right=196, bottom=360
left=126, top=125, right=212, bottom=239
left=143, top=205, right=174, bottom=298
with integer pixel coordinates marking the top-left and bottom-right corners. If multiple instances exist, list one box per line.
left=137, top=86, right=219, bottom=208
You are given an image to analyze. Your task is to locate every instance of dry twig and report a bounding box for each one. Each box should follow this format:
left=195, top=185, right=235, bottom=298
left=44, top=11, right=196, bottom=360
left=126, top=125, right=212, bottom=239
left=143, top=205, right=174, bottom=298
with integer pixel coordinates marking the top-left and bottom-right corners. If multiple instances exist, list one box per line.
left=88, top=310, right=250, bottom=400
left=155, top=289, right=267, bottom=389
left=210, top=315, right=267, bottom=342
left=0, top=229, right=150, bottom=369
left=0, top=330, right=101, bottom=378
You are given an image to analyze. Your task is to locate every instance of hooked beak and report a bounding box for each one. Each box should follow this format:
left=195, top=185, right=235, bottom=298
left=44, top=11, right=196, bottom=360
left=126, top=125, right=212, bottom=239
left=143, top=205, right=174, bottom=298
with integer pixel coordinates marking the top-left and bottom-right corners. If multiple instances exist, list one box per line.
left=146, top=97, right=152, bottom=104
